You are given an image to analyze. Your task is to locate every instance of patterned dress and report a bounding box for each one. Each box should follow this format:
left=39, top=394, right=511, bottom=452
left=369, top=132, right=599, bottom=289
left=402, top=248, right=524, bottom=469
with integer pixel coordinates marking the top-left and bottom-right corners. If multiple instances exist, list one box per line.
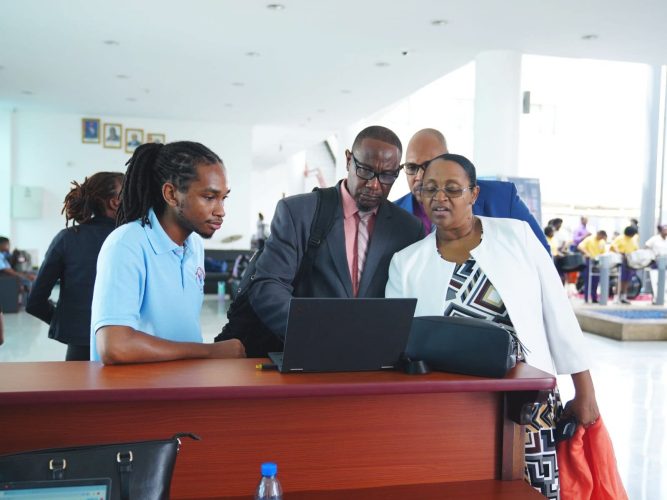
left=445, top=257, right=562, bottom=499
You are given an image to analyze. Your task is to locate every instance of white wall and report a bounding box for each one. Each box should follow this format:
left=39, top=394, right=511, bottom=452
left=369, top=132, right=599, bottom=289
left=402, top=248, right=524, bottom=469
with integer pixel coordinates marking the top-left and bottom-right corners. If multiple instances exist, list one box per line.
left=9, top=110, right=252, bottom=263
left=250, top=152, right=306, bottom=232
left=0, top=110, right=12, bottom=237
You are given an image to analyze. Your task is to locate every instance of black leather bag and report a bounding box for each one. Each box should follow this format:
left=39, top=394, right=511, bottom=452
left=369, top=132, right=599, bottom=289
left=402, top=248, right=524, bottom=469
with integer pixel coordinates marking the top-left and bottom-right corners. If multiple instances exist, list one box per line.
left=405, top=316, right=517, bottom=378
left=0, top=433, right=199, bottom=500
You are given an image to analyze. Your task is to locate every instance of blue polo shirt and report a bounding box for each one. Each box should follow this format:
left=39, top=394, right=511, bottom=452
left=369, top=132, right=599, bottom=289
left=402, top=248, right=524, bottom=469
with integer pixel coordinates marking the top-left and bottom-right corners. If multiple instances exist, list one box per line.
left=90, top=208, right=206, bottom=361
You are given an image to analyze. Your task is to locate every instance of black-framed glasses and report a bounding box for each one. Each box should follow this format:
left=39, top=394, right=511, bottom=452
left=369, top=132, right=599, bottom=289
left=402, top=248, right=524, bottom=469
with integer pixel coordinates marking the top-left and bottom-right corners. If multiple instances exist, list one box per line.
left=401, top=161, right=429, bottom=175
left=419, top=185, right=474, bottom=199
left=350, top=154, right=400, bottom=185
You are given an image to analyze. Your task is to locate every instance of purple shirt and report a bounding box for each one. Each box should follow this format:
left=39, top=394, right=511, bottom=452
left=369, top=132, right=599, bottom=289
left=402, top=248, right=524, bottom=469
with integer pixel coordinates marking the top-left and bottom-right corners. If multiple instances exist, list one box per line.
left=572, top=224, right=590, bottom=246
left=413, top=196, right=432, bottom=236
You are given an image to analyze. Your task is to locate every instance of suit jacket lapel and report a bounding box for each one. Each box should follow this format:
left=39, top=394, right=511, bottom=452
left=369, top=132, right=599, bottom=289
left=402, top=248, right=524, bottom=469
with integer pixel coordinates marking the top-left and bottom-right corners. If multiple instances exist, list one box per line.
left=358, top=201, right=391, bottom=296
left=326, top=211, right=354, bottom=297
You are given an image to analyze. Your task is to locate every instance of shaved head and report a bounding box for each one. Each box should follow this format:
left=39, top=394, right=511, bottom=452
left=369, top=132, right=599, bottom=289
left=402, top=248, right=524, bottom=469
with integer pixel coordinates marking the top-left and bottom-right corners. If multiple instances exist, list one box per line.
left=404, top=128, right=449, bottom=196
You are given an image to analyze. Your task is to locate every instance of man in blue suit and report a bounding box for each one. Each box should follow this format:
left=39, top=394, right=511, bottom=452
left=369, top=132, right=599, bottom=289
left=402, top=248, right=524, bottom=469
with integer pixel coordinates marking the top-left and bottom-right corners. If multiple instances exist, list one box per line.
left=393, top=128, right=550, bottom=252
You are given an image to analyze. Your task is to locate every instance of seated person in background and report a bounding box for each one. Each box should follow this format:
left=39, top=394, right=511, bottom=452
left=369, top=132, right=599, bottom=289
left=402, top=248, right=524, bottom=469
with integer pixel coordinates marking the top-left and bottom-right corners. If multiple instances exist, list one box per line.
left=645, top=224, right=667, bottom=257
left=577, top=230, right=608, bottom=303
left=91, top=141, right=245, bottom=364
left=217, top=126, right=423, bottom=356
left=610, top=225, right=640, bottom=304
left=393, top=128, right=550, bottom=253
left=385, top=153, right=599, bottom=499
left=0, top=237, right=35, bottom=304
left=26, top=172, right=124, bottom=361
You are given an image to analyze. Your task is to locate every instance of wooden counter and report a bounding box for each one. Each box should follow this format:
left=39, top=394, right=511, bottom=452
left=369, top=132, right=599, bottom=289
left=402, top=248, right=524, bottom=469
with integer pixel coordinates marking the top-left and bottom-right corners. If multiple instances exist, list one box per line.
left=0, top=359, right=554, bottom=498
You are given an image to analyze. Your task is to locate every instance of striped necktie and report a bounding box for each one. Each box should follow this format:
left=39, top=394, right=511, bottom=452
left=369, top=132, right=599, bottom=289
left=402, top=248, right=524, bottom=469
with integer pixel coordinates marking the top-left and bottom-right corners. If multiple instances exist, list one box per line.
left=353, top=211, right=372, bottom=296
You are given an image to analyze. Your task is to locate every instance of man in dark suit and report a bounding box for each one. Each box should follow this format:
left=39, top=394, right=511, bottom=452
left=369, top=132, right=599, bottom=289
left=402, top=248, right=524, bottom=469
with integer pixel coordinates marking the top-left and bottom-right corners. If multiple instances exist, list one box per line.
left=393, top=128, right=550, bottom=252
left=246, top=126, right=424, bottom=343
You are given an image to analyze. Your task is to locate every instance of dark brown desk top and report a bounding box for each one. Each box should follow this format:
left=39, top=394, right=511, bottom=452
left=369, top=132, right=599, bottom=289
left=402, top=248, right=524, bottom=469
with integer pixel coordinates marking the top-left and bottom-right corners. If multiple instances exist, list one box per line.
left=0, top=359, right=555, bottom=405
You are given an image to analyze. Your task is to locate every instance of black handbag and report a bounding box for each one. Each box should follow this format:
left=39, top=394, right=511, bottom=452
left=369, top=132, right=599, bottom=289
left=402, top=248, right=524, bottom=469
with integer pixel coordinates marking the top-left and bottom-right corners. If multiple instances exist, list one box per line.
left=405, top=316, right=518, bottom=378
left=0, top=432, right=200, bottom=500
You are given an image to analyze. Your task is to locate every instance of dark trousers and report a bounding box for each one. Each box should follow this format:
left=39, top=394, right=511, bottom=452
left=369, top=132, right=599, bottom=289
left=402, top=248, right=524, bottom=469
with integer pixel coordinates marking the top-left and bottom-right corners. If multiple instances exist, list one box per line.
left=66, top=344, right=90, bottom=361
left=582, top=259, right=600, bottom=302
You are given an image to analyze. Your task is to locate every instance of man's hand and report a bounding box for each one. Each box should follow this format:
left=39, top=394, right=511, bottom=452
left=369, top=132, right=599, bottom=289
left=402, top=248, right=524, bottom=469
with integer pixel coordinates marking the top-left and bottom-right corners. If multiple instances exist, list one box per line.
left=208, top=338, right=246, bottom=359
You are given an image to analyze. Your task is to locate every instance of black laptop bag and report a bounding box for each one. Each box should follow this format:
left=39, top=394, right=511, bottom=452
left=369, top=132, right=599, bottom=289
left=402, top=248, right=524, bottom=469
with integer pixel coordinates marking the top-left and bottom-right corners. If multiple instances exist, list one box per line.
left=214, top=187, right=339, bottom=357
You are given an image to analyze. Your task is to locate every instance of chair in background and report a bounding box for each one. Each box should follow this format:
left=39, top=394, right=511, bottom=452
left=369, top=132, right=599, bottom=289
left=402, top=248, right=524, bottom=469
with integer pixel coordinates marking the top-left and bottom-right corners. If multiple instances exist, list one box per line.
left=0, top=275, right=20, bottom=313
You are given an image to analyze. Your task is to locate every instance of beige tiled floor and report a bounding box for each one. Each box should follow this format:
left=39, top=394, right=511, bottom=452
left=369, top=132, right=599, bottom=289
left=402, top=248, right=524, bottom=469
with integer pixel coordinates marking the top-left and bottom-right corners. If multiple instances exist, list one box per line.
left=1, top=296, right=666, bottom=498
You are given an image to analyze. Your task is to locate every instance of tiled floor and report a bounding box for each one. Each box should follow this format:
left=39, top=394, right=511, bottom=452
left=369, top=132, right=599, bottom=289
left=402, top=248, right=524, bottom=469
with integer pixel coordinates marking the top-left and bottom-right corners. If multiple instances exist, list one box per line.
left=1, top=296, right=666, bottom=499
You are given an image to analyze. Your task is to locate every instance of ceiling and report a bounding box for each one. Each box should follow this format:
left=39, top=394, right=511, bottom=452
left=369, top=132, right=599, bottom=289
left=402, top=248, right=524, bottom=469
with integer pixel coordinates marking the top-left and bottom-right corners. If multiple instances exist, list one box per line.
left=1, top=0, right=666, bottom=165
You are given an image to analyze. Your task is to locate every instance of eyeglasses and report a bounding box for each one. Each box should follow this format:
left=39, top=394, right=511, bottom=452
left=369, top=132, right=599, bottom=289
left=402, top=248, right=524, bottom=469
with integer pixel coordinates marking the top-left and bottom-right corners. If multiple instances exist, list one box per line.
left=350, top=154, right=400, bottom=185
left=401, top=161, right=429, bottom=175
left=419, top=185, right=474, bottom=199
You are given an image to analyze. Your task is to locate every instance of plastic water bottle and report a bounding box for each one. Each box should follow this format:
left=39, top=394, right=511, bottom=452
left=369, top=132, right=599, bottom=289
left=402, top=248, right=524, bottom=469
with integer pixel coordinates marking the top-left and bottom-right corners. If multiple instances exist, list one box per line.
left=255, top=462, right=283, bottom=500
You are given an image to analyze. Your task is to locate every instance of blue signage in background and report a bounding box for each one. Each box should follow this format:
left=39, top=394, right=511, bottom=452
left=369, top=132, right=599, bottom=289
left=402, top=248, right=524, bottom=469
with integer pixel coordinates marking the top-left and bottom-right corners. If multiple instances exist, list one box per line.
left=506, top=177, right=543, bottom=226
left=478, top=176, right=543, bottom=226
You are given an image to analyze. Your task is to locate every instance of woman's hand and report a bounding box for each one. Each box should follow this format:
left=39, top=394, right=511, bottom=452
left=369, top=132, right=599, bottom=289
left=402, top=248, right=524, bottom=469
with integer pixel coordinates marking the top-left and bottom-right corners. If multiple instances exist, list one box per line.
left=565, top=370, right=600, bottom=427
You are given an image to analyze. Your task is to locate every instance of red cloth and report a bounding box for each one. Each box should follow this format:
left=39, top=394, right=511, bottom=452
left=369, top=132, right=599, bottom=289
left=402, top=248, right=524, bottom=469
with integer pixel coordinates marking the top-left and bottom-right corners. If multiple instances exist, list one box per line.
left=557, top=417, right=628, bottom=500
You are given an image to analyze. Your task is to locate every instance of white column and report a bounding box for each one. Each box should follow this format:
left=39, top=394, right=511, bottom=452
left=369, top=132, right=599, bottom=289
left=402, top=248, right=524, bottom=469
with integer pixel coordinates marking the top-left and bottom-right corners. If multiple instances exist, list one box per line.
left=335, top=126, right=357, bottom=182
left=0, top=109, right=12, bottom=237
left=639, top=65, right=664, bottom=245
left=473, top=51, right=522, bottom=177
left=287, top=151, right=307, bottom=197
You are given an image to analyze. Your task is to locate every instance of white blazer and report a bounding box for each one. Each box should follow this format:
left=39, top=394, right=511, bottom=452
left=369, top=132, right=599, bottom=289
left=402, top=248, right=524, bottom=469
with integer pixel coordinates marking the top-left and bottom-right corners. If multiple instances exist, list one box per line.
left=386, top=216, right=589, bottom=375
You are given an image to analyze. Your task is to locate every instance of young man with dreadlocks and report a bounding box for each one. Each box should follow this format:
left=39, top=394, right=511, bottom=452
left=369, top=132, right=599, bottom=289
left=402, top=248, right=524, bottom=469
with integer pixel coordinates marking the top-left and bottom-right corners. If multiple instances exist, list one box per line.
left=90, top=141, right=245, bottom=364
left=26, top=171, right=124, bottom=360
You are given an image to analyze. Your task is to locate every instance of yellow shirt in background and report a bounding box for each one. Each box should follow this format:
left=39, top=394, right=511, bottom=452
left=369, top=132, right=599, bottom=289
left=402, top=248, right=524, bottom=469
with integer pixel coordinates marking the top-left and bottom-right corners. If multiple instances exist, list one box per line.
left=547, top=236, right=560, bottom=256
left=611, top=235, right=639, bottom=254
left=578, top=235, right=606, bottom=257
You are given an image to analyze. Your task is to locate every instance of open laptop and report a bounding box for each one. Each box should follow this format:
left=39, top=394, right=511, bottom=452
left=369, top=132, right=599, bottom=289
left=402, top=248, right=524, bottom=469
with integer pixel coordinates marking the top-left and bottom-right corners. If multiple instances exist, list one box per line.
left=0, top=478, right=111, bottom=499
left=268, top=297, right=417, bottom=373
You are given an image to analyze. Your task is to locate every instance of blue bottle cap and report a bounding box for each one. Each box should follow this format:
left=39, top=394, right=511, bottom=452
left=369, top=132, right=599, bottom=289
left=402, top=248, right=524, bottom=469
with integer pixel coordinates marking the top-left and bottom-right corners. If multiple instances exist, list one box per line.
left=261, top=462, right=277, bottom=477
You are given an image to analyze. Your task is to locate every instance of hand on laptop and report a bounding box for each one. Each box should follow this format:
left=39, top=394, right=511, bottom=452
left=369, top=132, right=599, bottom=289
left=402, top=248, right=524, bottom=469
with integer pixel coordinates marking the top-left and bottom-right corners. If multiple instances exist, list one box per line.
left=209, top=338, right=246, bottom=359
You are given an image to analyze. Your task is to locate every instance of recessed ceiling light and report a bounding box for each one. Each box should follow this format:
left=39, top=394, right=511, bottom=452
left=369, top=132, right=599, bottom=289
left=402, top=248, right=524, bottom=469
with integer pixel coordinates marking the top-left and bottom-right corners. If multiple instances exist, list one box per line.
left=431, top=19, right=448, bottom=26
left=246, top=51, right=261, bottom=57
left=266, top=3, right=285, bottom=10
left=340, top=89, right=351, bottom=94
left=232, top=82, right=245, bottom=87
left=375, top=61, right=390, bottom=68
left=21, top=90, right=34, bottom=95
left=116, top=74, right=129, bottom=79
left=126, top=97, right=136, bottom=102
left=581, top=34, right=598, bottom=40
left=103, top=40, right=120, bottom=46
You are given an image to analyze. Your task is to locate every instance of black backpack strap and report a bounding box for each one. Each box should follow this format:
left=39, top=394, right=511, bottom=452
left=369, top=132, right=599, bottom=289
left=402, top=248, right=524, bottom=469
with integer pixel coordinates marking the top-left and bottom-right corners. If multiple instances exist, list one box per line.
left=294, top=186, right=339, bottom=286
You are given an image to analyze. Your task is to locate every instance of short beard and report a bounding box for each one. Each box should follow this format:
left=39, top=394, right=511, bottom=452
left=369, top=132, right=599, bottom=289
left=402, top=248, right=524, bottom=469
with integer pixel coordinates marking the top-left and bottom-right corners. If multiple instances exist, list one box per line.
left=175, top=203, right=213, bottom=240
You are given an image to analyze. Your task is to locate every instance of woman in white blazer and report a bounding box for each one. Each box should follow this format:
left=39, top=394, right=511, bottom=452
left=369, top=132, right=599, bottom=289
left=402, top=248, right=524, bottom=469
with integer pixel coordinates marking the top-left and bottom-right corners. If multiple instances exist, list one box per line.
left=385, top=153, right=599, bottom=499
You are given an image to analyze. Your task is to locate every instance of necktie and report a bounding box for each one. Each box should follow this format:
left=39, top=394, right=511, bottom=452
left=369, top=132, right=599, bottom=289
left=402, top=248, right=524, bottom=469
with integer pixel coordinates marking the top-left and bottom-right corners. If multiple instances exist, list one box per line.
left=353, top=211, right=372, bottom=296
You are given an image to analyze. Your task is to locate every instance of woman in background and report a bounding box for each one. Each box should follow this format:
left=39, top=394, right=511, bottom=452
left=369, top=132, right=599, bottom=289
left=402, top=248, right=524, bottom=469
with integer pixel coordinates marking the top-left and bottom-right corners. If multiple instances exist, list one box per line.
left=26, top=172, right=124, bottom=360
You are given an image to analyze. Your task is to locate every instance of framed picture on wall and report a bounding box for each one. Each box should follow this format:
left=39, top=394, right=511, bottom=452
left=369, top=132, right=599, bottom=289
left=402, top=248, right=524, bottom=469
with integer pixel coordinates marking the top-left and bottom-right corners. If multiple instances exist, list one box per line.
left=147, top=133, right=166, bottom=144
left=81, top=118, right=100, bottom=143
left=125, top=128, right=144, bottom=154
left=103, top=123, right=122, bottom=149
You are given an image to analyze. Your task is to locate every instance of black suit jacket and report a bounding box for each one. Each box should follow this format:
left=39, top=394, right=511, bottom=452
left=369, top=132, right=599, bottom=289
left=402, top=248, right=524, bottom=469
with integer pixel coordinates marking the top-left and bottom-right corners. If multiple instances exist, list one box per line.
left=248, top=182, right=424, bottom=339
left=26, top=217, right=116, bottom=346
